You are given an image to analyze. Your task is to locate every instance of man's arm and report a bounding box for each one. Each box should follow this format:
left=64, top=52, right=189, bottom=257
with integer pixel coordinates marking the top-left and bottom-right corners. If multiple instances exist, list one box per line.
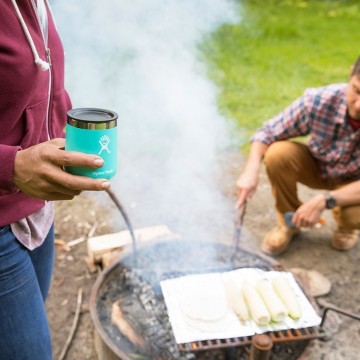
left=235, top=91, right=312, bottom=208
left=330, top=181, right=360, bottom=206
left=236, top=141, right=269, bottom=208
left=292, top=181, right=360, bottom=228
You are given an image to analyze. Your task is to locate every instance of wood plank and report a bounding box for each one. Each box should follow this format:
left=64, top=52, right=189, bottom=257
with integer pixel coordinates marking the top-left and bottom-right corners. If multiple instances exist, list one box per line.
left=87, top=225, right=175, bottom=263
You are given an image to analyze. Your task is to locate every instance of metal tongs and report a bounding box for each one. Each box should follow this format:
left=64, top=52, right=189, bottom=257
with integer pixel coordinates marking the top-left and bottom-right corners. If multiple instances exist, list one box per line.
left=231, top=201, right=247, bottom=262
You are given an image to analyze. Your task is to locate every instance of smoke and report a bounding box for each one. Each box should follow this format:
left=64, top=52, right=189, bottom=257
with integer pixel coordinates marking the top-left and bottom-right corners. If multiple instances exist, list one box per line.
left=52, top=0, right=240, bottom=242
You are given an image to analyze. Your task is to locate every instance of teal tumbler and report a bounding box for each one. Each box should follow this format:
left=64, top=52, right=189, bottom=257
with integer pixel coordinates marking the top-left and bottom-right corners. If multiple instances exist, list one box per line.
left=65, top=108, right=118, bottom=179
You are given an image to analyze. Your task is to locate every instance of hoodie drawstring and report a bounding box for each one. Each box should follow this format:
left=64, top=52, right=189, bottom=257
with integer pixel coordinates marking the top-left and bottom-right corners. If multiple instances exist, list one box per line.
left=11, top=0, right=51, bottom=71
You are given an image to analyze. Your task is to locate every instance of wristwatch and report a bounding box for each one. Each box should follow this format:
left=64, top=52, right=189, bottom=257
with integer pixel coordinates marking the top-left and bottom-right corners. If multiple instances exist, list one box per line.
left=325, top=194, right=337, bottom=209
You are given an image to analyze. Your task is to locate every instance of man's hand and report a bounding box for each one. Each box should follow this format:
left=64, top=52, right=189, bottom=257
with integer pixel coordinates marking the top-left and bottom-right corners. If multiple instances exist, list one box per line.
left=236, top=171, right=258, bottom=208
left=13, top=138, right=111, bottom=201
left=292, top=194, right=326, bottom=228
left=235, top=141, right=268, bottom=208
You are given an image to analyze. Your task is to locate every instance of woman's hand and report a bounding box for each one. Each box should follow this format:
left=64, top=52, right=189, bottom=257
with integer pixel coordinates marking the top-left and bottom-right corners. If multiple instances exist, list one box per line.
left=13, top=138, right=111, bottom=200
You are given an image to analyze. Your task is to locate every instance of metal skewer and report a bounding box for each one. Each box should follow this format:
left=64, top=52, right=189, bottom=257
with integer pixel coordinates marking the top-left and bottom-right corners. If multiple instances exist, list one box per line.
left=231, top=201, right=247, bottom=263
left=106, top=189, right=138, bottom=267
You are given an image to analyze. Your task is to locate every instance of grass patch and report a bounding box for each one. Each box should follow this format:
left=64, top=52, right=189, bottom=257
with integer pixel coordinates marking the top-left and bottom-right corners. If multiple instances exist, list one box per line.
left=201, top=0, right=360, bottom=149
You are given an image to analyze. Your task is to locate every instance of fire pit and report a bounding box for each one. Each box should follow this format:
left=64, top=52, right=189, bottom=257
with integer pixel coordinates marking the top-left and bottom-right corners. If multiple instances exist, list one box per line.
left=90, top=237, right=326, bottom=360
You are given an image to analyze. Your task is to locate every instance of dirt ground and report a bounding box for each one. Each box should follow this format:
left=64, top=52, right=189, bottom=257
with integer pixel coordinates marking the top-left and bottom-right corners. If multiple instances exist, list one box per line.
left=48, top=152, right=360, bottom=360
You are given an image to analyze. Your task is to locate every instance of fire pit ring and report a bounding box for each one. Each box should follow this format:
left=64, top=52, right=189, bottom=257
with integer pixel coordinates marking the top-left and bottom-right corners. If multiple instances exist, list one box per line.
left=90, top=239, right=323, bottom=360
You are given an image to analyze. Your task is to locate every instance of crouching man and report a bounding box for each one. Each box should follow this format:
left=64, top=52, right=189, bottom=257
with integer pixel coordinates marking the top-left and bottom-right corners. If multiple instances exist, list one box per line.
left=236, top=56, right=360, bottom=255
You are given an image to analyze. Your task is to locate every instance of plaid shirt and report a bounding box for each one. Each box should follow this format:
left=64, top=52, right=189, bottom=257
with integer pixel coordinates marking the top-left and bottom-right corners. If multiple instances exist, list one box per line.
left=251, top=83, right=360, bottom=181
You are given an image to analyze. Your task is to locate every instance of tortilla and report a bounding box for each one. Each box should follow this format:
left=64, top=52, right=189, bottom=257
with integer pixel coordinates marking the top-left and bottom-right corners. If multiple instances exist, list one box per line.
left=179, top=293, right=229, bottom=322
left=182, top=312, right=233, bottom=332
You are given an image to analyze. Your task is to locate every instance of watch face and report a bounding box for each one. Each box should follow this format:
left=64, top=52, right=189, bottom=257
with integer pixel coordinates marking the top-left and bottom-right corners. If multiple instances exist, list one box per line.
left=326, top=196, right=336, bottom=209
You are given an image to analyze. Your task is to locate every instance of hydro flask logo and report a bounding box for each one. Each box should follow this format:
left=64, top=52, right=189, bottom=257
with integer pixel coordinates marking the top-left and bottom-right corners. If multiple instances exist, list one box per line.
left=98, top=135, right=111, bottom=155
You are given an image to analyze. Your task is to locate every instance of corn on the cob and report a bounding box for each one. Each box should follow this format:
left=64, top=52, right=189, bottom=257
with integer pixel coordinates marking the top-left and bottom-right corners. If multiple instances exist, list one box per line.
left=272, top=276, right=302, bottom=320
left=223, top=282, right=250, bottom=321
left=256, top=279, right=288, bottom=323
left=242, top=281, right=270, bottom=325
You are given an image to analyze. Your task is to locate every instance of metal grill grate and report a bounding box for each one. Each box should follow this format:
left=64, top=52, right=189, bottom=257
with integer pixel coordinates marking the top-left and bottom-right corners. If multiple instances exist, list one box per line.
left=178, top=326, right=327, bottom=353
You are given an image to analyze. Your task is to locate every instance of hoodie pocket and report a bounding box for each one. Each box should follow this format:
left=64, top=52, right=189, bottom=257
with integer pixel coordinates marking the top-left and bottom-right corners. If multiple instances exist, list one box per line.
left=21, top=98, right=49, bottom=149
left=49, top=88, right=71, bottom=139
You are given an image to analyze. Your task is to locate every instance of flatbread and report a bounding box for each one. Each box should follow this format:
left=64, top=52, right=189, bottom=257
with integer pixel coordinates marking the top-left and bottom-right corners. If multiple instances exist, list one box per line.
left=175, top=274, right=231, bottom=332
left=183, top=312, right=233, bottom=332
left=179, top=293, right=229, bottom=322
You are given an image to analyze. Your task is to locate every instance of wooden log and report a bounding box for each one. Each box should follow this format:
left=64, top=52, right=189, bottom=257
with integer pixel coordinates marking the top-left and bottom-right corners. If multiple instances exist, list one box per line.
left=87, top=225, right=175, bottom=265
left=111, top=300, right=145, bottom=348
left=101, top=250, right=122, bottom=268
left=84, top=256, right=98, bottom=273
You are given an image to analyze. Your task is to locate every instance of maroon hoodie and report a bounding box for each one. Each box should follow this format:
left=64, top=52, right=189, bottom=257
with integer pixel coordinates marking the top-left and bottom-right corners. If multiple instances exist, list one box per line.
left=0, top=1, right=71, bottom=226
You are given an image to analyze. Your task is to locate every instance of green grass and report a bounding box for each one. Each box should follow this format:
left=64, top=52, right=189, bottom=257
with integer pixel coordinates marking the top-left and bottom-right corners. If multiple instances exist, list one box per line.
left=200, top=0, right=360, bottom=149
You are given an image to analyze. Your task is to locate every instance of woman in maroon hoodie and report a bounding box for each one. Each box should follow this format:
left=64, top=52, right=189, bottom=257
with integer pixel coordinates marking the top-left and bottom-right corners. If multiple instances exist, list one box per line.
left=0, top=1, right=111, bottom=359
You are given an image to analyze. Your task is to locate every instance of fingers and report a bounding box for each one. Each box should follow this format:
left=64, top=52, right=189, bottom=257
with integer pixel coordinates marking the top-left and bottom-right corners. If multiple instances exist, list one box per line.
left=292, top=211, right=317, bottom=228
left=292, top=212, right=305, bottom=227
left=17, top=170, right=110, bottom=200
left=39, top=191, right=78, bottom=201
left=41, top=140, right=104, bottom=169
left=42, top=178, right=83, bottom=196
left=52, top=148, right=105, bottom=169
left=236, top=174, right=258, bottom=209
left=236, top=188, right=253, bottom=209
left=28, top=144, right=110, bottom=191
left=236, top=196, right=246, bottom=209
left=41, top=193, right=77, bottom=201
left=43, top=145, right=112, bottom=191
left=60, top=174, right=111, bottom=192
left=44, top=166, right=111, bottom=192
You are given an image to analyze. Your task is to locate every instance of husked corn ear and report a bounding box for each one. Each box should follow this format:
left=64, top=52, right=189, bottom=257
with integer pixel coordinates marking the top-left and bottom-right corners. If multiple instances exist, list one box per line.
left=272, top=276, right=302, bottom=320
left=224, top=282, right=250, bottom=321
left=242, top=281, right=270, bottom=325
left=256, top=279, right=288, bottom=323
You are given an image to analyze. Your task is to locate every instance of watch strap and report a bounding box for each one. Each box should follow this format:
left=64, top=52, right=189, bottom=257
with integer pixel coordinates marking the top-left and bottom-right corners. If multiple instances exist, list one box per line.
left=325, top=194, right=336, bottom=209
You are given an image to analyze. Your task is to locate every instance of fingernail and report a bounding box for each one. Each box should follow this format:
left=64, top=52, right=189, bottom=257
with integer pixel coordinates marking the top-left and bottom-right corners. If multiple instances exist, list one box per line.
left=101, top=181, right=111, bottom=190
left=94, top=158, right=104, bottom=167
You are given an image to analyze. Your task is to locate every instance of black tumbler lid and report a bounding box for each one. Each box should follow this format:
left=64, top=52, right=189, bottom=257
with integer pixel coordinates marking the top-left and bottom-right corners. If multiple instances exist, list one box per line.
left=67, top=108, right=117, bottom=129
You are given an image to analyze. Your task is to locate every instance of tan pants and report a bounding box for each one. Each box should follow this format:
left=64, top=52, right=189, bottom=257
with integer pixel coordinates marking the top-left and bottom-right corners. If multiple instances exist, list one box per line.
left=263, top=141, right=360, bottom=229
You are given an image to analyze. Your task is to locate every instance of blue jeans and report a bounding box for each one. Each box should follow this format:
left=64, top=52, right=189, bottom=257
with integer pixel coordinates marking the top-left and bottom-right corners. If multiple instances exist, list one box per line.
left=0, top=224, right=54, bottom=360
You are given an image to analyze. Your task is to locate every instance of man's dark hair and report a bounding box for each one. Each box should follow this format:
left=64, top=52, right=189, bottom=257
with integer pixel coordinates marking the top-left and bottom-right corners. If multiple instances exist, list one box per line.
left=351, top=56, right=360, bottom=77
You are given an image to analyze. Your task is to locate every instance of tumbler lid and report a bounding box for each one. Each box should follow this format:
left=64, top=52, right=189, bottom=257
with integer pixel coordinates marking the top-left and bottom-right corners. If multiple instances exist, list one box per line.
left=67, top=108, right=117, bottom=129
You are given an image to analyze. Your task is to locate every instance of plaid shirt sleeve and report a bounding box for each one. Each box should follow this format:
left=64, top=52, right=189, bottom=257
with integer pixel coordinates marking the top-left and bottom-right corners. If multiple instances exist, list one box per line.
left=250, top=94, right=312, bottom=144
left=249, top=83, right=360, bottom=181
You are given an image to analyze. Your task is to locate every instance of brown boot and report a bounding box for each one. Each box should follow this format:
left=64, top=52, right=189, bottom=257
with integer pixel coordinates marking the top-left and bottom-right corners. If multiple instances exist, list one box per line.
left=261, top=225, right=300, bottom=255
left=331, top=229, right=359, bottom=250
